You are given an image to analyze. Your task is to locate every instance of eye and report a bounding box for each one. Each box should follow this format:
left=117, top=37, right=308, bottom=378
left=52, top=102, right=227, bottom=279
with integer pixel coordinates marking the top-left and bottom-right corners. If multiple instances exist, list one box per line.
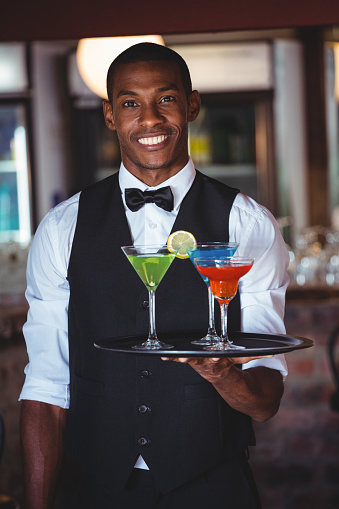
left=122, top=100, right=138, bottom=107
left=160, top=95, right=174, bottom=103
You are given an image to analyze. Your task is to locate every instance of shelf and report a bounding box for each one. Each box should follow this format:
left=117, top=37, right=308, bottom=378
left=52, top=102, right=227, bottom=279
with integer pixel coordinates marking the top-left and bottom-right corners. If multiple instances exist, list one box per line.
left=287, top=286, right=339, bottom=302
left=197, top=164, right=257, bottom=177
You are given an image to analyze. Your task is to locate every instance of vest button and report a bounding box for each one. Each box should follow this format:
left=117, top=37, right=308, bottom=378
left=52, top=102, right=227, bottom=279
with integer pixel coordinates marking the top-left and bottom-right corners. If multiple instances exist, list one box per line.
left=140, top=370, right=150, bottom=378
left=138, top=437, right=150, bottom=446
left=141, top=300, right=149, bottom=308
left=138, top=404, right=150, bottom=413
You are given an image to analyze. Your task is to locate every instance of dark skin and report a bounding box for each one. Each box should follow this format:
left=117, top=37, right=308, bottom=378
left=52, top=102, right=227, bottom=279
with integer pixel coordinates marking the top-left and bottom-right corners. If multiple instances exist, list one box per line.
left=21, top=400, right=67, bottom=509
left=20, top=59, right=284, bottom=509
left=161, top=356, right=283, bottom=422
left=102, top=60, right=201, bottom=186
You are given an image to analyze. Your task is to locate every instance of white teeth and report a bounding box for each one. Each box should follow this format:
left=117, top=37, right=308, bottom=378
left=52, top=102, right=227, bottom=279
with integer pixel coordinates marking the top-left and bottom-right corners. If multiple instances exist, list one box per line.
left=138, top=135, right=168, bottom=145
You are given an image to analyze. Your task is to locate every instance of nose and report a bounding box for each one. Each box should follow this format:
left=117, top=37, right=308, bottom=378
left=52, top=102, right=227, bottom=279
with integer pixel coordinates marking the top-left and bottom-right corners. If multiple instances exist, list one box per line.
left=139, top=102, right=164, bottom=127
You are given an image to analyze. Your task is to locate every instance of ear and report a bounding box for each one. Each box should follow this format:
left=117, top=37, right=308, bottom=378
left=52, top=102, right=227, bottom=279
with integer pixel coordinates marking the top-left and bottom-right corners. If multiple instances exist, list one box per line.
left=103, top=100, right=116, bottom=131
left=187, top=90, right=201, bottom=122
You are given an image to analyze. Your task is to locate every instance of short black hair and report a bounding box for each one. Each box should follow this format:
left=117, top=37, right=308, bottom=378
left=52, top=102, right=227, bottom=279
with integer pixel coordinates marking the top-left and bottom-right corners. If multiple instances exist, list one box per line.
left=106, top=42, right=192, bottom=103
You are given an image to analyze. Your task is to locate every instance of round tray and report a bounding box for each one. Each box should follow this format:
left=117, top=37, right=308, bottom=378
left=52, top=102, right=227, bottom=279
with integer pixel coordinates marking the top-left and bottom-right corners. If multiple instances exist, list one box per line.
left=94, top=331, right=314, bottom=357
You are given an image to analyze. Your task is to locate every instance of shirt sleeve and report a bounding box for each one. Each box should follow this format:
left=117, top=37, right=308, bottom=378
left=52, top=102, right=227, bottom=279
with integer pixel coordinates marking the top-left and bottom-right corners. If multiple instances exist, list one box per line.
left=230, top=194, right=290, bottom=378
left=19, top=197, right=79, bottom=408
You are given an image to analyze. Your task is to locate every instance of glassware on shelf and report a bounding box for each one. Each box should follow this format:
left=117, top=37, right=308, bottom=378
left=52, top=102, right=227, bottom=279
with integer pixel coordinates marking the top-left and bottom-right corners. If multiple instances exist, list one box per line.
left=288, top=226, right=339, bottom=289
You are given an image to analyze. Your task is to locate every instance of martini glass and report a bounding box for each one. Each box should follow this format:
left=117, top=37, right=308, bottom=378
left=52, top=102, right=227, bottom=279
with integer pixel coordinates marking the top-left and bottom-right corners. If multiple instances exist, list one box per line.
left=194, top=257, right=254, bottom=351
left=188, top=243, right=239, bottom=345
left=121, top=245, right=177, bottom=350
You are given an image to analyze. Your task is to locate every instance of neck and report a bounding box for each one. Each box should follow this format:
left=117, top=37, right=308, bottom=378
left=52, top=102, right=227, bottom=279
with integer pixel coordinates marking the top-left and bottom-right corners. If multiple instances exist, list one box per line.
left=128, top=170, right=176, bottom=187
left=122, top=158, right=189, bottom=187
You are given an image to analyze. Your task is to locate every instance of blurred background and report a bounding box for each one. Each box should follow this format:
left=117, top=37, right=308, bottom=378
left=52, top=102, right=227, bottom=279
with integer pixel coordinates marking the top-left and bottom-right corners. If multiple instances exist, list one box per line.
left=0, top=1, right=339, bottom=507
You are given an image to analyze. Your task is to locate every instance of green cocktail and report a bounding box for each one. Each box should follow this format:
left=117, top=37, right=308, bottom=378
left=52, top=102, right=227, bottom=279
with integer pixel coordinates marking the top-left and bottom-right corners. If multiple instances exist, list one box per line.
left=127, top=253, right=175, bottom=291
left=122, top=245, right=177, bottom=350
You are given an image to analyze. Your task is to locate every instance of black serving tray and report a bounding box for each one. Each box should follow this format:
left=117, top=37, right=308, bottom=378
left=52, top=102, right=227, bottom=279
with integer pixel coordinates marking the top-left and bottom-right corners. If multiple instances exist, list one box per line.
left=94, top=331, right=314, bottom=358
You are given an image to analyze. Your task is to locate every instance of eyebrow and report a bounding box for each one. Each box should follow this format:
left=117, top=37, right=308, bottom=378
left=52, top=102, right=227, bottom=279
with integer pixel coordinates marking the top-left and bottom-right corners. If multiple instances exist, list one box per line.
left=117, top=90, right=138, bottom=98
left=116, top=84, right=179, bottom=99
left=157, top=84, right=179, bottom=93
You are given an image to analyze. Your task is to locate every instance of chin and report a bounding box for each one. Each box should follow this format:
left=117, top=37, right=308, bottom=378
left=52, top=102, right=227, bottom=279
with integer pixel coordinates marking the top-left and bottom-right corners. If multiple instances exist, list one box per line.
left=138, top=159, right=174, bottom=171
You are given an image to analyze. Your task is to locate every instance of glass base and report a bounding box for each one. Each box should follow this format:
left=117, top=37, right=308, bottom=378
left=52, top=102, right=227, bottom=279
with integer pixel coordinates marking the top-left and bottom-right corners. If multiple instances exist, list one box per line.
left=191, top=332, right=219, bottom=346
left=203, top=340, right=246, bottom=351
left=132, top=340, right=174, bottom=350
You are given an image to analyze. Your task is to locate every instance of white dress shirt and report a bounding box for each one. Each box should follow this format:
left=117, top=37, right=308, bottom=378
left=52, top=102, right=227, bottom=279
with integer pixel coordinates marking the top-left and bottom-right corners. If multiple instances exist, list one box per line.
left=20, top=157, right=289, bottom=411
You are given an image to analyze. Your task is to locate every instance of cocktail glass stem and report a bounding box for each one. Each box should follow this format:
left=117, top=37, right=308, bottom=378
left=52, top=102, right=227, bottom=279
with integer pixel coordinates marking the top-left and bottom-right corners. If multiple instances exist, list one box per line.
left=191, top=284, right=219, bottom=345
left=219, top=301, right=232, bottom=346
left=147, top=289, right=158, bottom=345
left=205, top=298, right=245, bottom=351
left=205, top=298, right=242, bottom=351
left=207, top=285, right=218, bottom=337
left=134, top=288, right=174, bottom=350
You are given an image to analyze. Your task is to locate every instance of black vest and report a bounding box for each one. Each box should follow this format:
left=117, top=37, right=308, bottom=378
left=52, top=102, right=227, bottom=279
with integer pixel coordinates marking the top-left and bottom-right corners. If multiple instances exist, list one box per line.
left=66, top=170, right=255, bottom=493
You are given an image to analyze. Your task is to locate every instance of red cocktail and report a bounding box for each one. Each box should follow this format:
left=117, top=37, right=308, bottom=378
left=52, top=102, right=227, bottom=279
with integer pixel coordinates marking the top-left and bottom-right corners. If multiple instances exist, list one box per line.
left=194, top=258, right=254, bottom=350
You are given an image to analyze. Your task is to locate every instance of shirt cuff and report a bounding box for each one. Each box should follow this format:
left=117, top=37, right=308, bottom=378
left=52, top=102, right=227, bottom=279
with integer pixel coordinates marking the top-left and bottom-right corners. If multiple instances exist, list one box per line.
left=19, top=374, right=70, bottom=409
left=242, top=353, right=288, bottom=379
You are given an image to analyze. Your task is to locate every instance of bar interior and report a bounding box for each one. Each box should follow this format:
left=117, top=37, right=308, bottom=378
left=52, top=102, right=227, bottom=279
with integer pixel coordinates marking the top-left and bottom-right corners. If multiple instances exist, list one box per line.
left=0, top=1, right=339, bottom=507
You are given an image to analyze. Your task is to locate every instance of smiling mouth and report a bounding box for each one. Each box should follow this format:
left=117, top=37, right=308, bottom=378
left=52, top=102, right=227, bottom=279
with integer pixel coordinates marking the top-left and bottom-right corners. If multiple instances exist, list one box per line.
left=137, top=135, right=169, bottom=146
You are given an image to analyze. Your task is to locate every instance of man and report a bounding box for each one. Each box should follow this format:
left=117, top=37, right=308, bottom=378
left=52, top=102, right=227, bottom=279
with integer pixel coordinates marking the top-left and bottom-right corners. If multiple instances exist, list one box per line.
left=20, top=43, right=289, bottom=509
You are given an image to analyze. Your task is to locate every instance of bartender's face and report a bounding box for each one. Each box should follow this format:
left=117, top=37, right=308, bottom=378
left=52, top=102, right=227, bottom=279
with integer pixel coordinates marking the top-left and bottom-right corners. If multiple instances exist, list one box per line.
left=103, top=60, right=200, bottom=185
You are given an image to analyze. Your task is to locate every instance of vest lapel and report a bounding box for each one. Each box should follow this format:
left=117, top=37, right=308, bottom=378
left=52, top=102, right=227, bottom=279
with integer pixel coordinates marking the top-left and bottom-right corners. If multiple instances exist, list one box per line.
left=171, top=170, right=233, bottom=240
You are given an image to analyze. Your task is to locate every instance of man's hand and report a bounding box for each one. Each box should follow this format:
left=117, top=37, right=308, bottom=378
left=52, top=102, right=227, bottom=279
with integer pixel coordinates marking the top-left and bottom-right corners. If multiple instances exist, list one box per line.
left=161, top=355, right=284, bottom=422
left=161, top=354, right=272, bottom=380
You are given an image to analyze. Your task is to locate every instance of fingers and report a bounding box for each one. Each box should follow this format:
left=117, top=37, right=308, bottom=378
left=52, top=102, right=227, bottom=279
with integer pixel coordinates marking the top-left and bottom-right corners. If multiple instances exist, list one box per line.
left=161, top=357, right=190, bottom=363
left=161, top=354, right=274, bottom=365
left=161, top=357, right=224, bottom=366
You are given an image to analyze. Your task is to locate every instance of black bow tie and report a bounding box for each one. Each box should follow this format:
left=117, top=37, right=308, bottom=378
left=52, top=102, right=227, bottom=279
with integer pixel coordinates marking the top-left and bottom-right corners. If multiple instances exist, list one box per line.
left=125, top=186, right=174, bottom=212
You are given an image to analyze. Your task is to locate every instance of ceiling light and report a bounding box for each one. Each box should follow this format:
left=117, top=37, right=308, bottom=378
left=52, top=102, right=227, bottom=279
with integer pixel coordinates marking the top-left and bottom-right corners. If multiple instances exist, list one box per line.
left=76, top=35, right=164, bottom=99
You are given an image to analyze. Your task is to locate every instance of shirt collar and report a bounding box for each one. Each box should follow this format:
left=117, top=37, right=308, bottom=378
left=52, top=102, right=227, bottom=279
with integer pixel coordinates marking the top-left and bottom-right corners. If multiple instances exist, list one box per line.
left=119, top=158, right=196, bottom=212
